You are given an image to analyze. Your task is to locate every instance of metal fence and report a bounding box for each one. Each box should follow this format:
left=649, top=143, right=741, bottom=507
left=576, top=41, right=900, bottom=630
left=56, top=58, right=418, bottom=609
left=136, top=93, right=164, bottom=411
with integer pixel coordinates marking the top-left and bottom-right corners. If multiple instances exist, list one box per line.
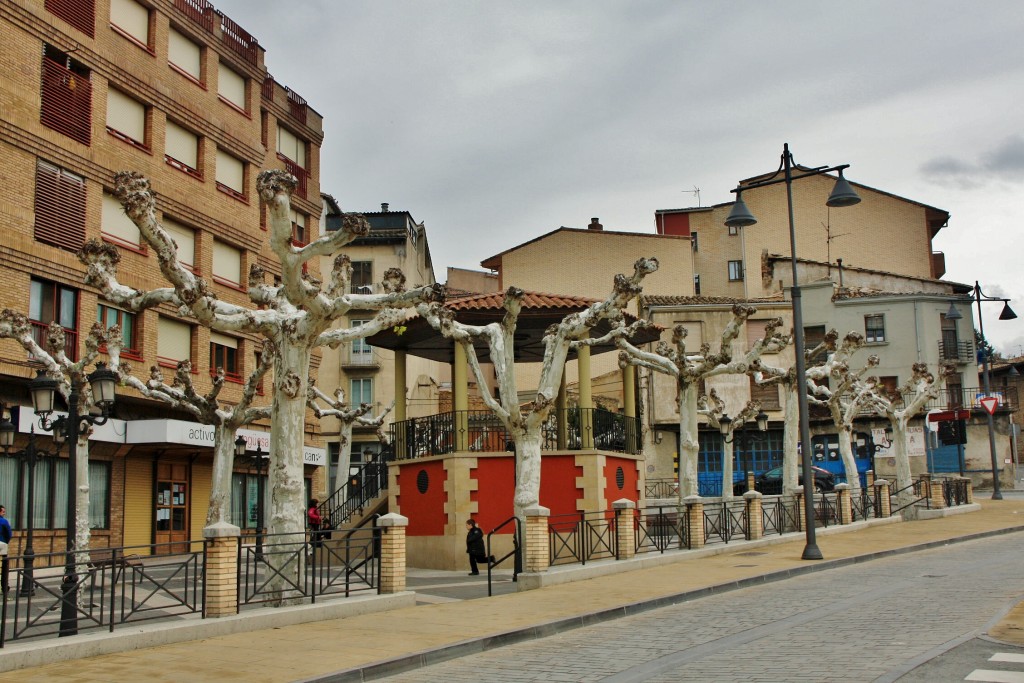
left=942, top=478, right=969, bottom=507
left=548, top=511, right=617, bottom=566
left=761, top=495, right=801, bottom=535
left=1, top=541, right=205, bottom=646
left=633, top=506, right=688, bottom=554
left=702, top=499, right=748, bottom=544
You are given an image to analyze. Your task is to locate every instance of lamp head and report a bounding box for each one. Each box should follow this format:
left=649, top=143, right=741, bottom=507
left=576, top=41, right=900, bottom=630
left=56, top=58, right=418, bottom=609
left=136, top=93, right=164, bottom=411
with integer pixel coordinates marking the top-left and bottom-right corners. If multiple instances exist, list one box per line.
left=29, top=369, right=59, bottom=417
left=944, top=302, right=963, bottom=321
left=755, top=411, right=769, bottom=432
left=999, top=302, right=1017, bottom=321
left=825, top=170, right=861, bottom=208
left=724, top=194, right=757, bottom=228
left=0, top=414, right=14, bottom=450
left=87, top=362, right=118, bottom=409
left=718, top=414, right=732, bottom=436
left=234, top=435, right=247, bottom=457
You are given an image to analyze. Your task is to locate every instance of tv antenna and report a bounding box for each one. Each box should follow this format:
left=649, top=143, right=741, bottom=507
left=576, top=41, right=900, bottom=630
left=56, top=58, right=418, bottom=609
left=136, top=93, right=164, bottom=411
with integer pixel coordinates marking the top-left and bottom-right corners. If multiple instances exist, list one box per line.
left=683, top=186, right=701, bottom=207
left=823, top=216, right=850, bottom=265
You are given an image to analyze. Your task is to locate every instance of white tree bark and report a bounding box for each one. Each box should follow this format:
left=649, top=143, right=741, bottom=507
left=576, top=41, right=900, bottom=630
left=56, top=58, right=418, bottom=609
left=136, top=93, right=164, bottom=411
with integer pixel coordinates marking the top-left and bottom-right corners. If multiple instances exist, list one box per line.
left=78, top=170, right=442, bottom=604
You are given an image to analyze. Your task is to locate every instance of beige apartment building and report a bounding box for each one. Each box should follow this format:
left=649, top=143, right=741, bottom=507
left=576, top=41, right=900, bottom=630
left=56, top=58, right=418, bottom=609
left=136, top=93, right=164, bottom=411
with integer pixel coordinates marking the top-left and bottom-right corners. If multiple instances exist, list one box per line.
left=0, top=0, right=324, bottom=553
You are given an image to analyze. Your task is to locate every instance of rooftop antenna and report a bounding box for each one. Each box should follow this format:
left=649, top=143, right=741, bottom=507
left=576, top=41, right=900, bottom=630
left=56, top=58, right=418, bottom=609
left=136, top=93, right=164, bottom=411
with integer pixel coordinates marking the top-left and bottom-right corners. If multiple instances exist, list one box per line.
left=823, top=211, right=850, bottom=265
left=683, top=186, right=701, bottom=207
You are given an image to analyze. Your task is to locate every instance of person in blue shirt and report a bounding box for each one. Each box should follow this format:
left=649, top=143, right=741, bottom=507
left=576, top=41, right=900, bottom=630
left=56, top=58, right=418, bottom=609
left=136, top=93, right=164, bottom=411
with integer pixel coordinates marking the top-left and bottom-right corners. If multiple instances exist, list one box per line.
left=0, top=505, right=11, bottom=593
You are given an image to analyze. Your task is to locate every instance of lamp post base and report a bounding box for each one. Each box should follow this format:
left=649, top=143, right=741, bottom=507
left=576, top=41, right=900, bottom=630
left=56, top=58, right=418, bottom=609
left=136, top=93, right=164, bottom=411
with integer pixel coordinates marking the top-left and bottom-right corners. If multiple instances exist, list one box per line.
left=802, top=543, right=823, bottom=561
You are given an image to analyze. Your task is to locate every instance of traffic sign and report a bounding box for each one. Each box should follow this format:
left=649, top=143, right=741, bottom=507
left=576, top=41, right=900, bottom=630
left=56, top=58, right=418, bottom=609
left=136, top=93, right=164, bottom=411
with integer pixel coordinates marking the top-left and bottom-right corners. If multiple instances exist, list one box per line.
left=980, top=396, right=999, bottom=415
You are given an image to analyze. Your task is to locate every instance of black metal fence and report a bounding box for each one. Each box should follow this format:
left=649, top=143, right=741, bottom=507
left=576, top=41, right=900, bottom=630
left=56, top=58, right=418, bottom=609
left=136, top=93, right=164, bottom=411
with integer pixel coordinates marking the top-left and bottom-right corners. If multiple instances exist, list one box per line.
left=761, top=495, right=801, bottom=535
left=644, top=479, right=678, bottom=499
left=238, top=527, right=381, bottom=608
left=850, top=487, right=879, bottom=521
left=942, top=478, right=969, bottom=507
left=1, top=541, right=205, bottom=646
left=548, top=511, right=617, bottom=566
left=633, top=506, right=688, bottom=554
left=320, top=450, right=391, bottom=529
left=702, top=499, right=748, bottom=544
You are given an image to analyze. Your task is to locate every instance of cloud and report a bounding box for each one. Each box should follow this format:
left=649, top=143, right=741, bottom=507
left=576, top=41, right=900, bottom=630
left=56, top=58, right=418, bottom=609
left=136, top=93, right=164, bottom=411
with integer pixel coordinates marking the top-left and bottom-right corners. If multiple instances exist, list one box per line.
left=921, top=135, right=1024, bottom=186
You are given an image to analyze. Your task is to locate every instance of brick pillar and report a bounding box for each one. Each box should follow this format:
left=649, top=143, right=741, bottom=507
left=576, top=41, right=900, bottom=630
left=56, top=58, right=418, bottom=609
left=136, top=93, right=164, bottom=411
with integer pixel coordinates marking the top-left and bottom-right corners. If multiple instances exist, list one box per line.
left=523, top=505, right=551, bottom=573
left=746, top=471, right=756, bottom=493
left=925, top=475, right=946, bottom=509
left=683, top=496, right=704, bottom=550
left=377, top=513, right=408, bottom=594
left=875, top=480, right=891, bottom=517
left=613, top=499, right=636, bottom=560
left=866, top=470, right=875, bottom=487
left=964, top=477, right=974, bottom=504
left=744, top=491, right=763, bottom=540
left=203, top=522, right=240, bottom=618
left=834, top=483, right=852, bottom=525
left=795, top=486, right=805, bottom=531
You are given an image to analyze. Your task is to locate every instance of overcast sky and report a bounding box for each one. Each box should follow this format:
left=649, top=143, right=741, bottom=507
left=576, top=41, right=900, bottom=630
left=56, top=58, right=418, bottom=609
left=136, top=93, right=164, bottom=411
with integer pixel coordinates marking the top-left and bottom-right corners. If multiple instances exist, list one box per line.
left=214, top=0, right=1024, bottom=355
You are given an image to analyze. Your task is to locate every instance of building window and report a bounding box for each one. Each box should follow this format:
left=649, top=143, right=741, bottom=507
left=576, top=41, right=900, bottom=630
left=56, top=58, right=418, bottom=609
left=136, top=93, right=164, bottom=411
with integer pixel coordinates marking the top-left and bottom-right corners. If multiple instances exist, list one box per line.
left=230, top=471, right=265, bottom=529
left=212, top=240, right=242, bottom=287
left=106, top=87, right=148, bottom=149
left=157, top=316, right=192, bottom=367
left=210, top=332, right=240, bottom=382
left=351, top=261, right=373, bottom=294
left=161, top=216, right=196, bottom=270
left=940, top=312, right=961, bottom=361
left=878, top=376, right=899, bottom=399
left=276, top=125, right=307, bottom=198
left=728, top=260, right=744, bottom=282
left=164, top=120, right=201, bottom=177
left=691, top=232, right=698, bottom=251
left=728, top=225, right=739, bottom=236
left=97, top=303, right=139, bottom=359
left=35, top=160, right=86, bottom=252
left=0, top=458, right=110, bottom=530
left=217, top=61, right=247, bottom=112
left=290, top=210, right=307, bottom=246
left=30, top=278, right=78, bottom=360
left=215, top=149, right=246, bottom=200
left=350, top=320, right=373, bottom=365
left=45, top=0, right=95, bottom=38
left=168, top=27, right=202, bottom=83
left=749, top=376, right=781, bottom=410
left=693, top=274, right=701, bottom=296
left=101, top=191, right=142, bottom=250
left=41, top=45, right=92, bottom=145
left=350, top=378, right=373, bottom=407
left=109, top=0, right=151, bottom=49
left=865, top=314, right=886, bottom=343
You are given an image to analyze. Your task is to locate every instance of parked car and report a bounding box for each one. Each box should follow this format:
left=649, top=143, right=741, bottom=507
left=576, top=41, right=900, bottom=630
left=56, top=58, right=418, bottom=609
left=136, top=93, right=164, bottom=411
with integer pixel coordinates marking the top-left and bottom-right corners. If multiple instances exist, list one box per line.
left=732, top=465, right=836, bottom=496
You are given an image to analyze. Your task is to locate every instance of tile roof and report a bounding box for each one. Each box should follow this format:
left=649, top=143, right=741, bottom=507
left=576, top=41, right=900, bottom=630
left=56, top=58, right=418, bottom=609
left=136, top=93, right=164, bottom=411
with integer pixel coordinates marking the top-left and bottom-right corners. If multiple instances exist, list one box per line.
left=641, top=294, right=786, bottom=307
left=446, top=290, right=603, bottom=311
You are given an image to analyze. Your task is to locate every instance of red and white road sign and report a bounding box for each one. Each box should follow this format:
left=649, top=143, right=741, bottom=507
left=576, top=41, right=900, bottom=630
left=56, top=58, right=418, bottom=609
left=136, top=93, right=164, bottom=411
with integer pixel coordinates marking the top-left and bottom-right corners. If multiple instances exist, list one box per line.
left=980, top=396, right=999, bottom=415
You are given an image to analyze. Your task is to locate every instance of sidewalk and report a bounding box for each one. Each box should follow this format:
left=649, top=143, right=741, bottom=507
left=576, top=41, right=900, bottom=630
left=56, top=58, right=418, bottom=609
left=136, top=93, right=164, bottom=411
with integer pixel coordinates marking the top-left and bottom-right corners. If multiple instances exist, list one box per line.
left=2, top=498, right=1024, bottom=683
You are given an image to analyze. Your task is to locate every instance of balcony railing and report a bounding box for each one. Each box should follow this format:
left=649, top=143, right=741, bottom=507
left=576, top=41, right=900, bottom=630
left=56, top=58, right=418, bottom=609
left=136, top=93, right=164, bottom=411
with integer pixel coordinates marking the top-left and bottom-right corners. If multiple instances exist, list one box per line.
left=174, top=0, right=214, bottom=32
left=41, top=57, right=92, bottom=146
left=938, top=340, right=974, bottom=363
left=389, top=408, right=641, bottom=460
left=278, top=154, right=307, bottom=199
left=341, top=352, right=379, bottom=370
left=218, top=11, right=258, bottom=66
left=29, top=320, right=78, bottom=361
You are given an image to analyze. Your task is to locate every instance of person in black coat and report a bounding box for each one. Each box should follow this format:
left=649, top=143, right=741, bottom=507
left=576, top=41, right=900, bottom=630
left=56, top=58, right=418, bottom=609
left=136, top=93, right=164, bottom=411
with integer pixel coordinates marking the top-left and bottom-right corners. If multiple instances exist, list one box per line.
left=465, top=519, right=493, bottom=575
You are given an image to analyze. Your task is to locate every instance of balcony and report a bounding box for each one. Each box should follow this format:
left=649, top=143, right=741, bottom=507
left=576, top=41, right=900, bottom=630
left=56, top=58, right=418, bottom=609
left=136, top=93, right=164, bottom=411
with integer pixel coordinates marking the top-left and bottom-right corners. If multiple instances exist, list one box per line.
left=938, top=340, right=974, bottom=364
left=341, top=352, right=379, bottom=370
left=278, top=154, right=307, bottom=199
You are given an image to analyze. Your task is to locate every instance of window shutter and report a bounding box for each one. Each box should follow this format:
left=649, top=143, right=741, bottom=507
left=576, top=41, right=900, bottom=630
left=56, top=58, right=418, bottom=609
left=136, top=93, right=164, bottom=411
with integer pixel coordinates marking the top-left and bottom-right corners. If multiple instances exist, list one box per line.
left=168, top=28, right=201, bottom=80
left=218, top=62, right=246, bottom=110
left=276, top=126, right=305, bottom=167
left=209, top=332, right=238, bottom=348
left=165, top=121, right=198, bottom=169
left=212, top=240, right=241, bottom=284
left=101, top=192, right=141, bottom=246
left=157, top=317, right=191, bottom=362
left=106, top=88, right=146, bottom=144
left=110, top=0, right=149, bottom=45
left=161, top=217, right=195, bottom=267
left=215, top=150, right=244, bottom=193
left=45, top=0, right=95, bottom=38
left=40, top=54, right=92, bottom=145
left=746, top=319, right=770, bottom=350
left=34, top=160, right=86, bottom=252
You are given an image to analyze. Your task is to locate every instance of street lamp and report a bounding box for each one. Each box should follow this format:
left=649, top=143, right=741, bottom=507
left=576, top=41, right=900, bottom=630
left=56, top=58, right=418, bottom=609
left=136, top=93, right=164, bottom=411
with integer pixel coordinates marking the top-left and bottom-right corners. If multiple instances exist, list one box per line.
left=719, top=410, right=770, bottom=492
left=0, top=418, right=59, bottom=597
left=28, top=363, right=117, bottom=636
left=725, top=143, right=861, bottom=560
left=236, top=436, right=267, bottom=559
left=945, top=284, right=1017, bottom=499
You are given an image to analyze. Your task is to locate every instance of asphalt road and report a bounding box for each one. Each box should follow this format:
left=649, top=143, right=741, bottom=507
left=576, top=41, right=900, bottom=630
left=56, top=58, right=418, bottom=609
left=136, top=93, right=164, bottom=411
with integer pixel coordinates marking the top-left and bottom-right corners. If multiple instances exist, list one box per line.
left=375, top=534, right=1024, bottom=682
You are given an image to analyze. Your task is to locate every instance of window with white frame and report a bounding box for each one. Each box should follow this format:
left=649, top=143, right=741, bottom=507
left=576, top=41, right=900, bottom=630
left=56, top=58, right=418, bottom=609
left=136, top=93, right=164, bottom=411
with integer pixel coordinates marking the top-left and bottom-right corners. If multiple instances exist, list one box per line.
left=161, top=216, right=195, bottom=270
left=157, top=316, right=191, bottom=366
left=728, top=260, right=744, bottom=282
left=101, top=191, right=141, bottom=248
left=215, top=149, right=245, bottom=198
left=0, top=459, right=110, bottom=530
left=350, top=378, right=373, bottom=407
left=350, top=261, right=373, bottom=293
left=865, top=314, right=886, bottom=343
left=110, top=0, right=151, bottom=47
left=168, top=27, right=202, bottom=82
left=217, top=61, right=247, bottom=111
left=165, top=120, right=200, bottom=174
left=276, top=125, right=306, bottom=167
left=106, top=87, right=147, bottom=147
left=212, top=240, right=242, bottom=286
left=350, top=320, right=373, bottom=364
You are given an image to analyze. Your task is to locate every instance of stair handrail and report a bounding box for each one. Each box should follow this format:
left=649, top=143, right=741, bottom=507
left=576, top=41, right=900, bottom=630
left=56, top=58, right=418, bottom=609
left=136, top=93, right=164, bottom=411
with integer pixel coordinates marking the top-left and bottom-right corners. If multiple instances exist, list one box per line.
left=485, top=515, right=522, bottom=597
left=319, top=447, right=394, bottom=528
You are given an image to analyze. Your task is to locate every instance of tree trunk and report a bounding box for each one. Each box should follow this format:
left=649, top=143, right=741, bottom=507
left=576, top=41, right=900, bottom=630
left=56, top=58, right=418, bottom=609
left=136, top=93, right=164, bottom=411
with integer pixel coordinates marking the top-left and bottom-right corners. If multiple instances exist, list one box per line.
left=836, top=427, right=861, bottom=496
left=891, top=417, right=914, bottom=514
left=206, top=424, right=237, bottom=527
left=513, top=429, right=542, bottom=519
left=678, top=382, right=700, bottom=499
left=782, top=382, right=800, bottom=496
left=721, top=437, right=735, bottom=500
left=336, top=422, right=354, bottom=501
left=74, top=435, right=91, bottom=559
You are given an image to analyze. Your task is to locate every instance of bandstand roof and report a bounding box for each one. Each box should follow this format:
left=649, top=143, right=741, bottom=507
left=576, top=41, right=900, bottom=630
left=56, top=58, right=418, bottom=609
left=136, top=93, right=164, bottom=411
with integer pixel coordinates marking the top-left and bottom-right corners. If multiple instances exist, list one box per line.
left=364, top=290, right=661, bottom=364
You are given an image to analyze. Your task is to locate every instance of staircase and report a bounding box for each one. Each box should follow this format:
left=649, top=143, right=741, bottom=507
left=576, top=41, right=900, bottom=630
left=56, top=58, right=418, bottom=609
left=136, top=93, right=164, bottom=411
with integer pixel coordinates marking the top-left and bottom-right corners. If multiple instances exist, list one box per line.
left=319, top=450, right=392, bottom=530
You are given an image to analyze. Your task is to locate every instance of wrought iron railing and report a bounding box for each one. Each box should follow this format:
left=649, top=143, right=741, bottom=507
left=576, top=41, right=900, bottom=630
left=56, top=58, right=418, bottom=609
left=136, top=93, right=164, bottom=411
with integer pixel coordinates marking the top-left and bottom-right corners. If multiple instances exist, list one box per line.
left=850, top=487, right=878, bottom=521
left=938, top=340, right=974, bottom=363
left=814, top=493, right=840, bottom=528
left=1, top=541, right=205, bottom=646
left=889, top=479, right=930, bottom=516
left=702, top=499, right=747, bottom=544
left=319, top=450, right=391, bottom=529
left=644, top=478, right=678, bottom=499
left=486, top=516, right=521, bottom=596
left=633, top=507, right=688, bottom=553
left=548, top=511, right=617, bottom=566
left=942, top=478, right=969, bottom=507
left=238, top=527, right=380, bottom=608
left=761, top=495, right=800, bottom=535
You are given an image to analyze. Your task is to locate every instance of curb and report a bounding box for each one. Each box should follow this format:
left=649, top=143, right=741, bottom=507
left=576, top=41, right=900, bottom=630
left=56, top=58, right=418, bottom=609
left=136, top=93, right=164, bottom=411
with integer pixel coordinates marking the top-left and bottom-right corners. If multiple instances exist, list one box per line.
left=300, top=524, right=1024, bottom=683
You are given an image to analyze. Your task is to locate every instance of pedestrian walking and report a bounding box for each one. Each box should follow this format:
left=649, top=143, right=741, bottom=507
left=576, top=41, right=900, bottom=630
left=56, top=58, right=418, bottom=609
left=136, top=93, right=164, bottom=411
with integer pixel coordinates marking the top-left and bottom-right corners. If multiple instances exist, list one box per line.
left=307, top=498, right=324, bottom=552
left=465, top=518, right=493, bottom=575
left=0, top=504, right=12, bottom=593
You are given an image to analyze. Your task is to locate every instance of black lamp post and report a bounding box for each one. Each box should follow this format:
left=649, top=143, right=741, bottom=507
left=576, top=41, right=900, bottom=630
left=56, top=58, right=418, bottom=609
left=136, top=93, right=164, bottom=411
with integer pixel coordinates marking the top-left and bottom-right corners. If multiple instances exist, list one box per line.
left=725, top=143, right=861, bottom=560
left=29, top=363, right=117, bottom=636
left=236, top=436, right=266, bottom=559
left=719, top=410, right=770, bottom=492
left=945, top=285, right=1017, bottom=499
left=0, top=418, right=58, bottom=597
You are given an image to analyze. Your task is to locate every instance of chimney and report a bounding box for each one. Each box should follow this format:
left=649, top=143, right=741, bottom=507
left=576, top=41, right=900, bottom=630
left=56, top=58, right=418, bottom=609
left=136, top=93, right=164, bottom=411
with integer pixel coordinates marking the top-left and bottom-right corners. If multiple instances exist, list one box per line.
left=381, top=202, right=389, bottom=212
left=588, top=217, right=603, bottom=231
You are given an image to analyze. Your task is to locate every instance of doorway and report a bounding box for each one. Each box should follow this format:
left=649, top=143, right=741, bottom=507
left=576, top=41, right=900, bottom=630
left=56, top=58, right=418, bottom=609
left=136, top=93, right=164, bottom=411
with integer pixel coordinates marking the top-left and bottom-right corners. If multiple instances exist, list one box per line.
left=155, top=462, right=189, bottom=552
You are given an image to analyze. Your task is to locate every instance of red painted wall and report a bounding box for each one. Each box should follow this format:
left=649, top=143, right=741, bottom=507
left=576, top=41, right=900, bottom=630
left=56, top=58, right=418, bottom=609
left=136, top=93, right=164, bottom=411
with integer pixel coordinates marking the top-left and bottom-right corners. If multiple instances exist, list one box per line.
left=604, top=457, right=639, bottom=507
left=471, top=457, right=515, bottom=533
left=655, top=211, right=690, bottom=236
left=540, top=455, right=583, bottom=520
left=397, top=460, right=447, bottom=535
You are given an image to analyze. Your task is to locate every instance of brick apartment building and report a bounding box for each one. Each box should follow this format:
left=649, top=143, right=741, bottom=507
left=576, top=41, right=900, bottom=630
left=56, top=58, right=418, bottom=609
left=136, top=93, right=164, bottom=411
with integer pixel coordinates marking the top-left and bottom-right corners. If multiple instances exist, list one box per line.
left=0, top=0, right=324, bottom=554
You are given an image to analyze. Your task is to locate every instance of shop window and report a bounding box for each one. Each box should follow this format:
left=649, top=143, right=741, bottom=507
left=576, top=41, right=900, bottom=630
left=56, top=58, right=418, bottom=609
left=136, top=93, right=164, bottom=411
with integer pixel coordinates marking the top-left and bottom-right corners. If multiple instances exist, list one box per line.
left=0, top=458, right=109, bottom=530
left=97, top=303, right=140, bottom=359
left=34, top=159, right=86, bottom=252
left=41, top=45, right=92, bottom=145
left=210, top=332, right=240, bottom=382
left=168, top=26, right=202, bottom=83
left=106, top=87, right=148, bottom=149
left=230, top=472, right=266, bottom=529
left=30, top=278, right=78, bottom=360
